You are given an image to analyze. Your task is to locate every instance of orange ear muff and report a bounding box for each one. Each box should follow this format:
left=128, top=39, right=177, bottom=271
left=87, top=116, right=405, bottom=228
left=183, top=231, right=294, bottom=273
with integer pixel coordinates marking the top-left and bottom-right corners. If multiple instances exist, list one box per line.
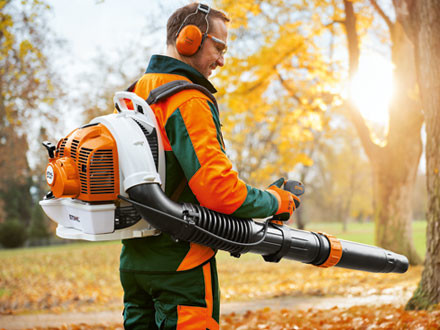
left=176, top=25, right=203, bottom=56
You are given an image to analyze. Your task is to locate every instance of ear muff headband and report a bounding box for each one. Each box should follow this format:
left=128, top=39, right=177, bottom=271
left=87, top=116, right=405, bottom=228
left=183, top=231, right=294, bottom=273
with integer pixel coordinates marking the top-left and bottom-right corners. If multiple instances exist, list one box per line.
left=175, top=3, right=211, bottom=56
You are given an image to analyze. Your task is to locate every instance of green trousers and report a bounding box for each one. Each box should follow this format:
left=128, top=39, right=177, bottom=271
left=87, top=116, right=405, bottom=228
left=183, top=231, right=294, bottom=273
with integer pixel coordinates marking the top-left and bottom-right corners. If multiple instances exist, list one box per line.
left=120, top=258, right=220, bottom=330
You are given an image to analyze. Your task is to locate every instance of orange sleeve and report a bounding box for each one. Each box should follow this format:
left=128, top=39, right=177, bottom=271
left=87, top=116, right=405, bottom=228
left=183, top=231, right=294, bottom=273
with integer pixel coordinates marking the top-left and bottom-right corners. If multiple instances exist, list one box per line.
left=164, top=96, right=278, bottom=217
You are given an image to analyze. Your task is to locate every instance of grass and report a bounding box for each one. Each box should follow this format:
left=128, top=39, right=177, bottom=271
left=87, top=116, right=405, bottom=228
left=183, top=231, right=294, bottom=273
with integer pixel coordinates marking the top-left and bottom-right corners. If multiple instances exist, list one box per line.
left=0, top=221, right=427, bottom=259
left=215, top=220, right=427, bottom=267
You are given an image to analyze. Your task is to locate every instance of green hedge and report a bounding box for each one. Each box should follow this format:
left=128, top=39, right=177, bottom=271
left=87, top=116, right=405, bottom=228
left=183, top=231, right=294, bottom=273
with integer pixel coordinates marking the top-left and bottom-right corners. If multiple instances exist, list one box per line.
left=0, top=220, right=28, bottom=248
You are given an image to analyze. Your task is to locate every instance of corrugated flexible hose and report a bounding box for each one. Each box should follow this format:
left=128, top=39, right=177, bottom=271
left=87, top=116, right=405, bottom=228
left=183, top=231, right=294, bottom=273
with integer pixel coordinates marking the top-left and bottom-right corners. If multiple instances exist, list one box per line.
left=121, top=183, right=408, bottom=274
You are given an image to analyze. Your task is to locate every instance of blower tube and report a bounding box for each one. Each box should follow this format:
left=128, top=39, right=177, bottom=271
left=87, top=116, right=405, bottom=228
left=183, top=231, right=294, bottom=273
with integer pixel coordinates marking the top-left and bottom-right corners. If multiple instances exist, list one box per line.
left=124, top=183, right=408, bottom=274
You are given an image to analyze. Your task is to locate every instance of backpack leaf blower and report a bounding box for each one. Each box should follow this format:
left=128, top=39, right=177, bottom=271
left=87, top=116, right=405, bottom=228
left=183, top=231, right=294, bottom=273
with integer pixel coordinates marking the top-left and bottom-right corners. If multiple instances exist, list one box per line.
left=40, top=83, right=409, bottom=274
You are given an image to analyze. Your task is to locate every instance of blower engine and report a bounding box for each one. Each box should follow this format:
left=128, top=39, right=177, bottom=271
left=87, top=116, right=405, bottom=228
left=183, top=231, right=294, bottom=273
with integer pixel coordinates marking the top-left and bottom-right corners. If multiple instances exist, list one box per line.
left=40, top=90, right=409, bottom=274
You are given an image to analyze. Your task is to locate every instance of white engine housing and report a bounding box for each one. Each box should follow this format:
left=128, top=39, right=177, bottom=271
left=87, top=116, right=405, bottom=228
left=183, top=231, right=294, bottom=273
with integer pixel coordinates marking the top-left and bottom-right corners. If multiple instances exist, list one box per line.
left=40, top=92, right=165, bottom=241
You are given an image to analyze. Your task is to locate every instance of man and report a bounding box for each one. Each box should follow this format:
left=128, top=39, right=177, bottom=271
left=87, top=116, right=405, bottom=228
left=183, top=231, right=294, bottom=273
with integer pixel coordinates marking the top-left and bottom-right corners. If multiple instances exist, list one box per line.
left=119, top=3, right=299, bottom=329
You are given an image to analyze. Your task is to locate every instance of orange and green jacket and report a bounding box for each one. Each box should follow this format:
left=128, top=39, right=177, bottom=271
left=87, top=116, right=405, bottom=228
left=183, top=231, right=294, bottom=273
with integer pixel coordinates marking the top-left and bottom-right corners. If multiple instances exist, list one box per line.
left=120, top=55, right=279, bottom=273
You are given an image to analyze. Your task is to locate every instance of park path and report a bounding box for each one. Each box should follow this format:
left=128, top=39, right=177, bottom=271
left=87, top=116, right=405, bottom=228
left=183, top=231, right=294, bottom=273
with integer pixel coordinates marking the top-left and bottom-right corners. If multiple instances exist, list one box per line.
left=0, top=291, right=412, bottom=330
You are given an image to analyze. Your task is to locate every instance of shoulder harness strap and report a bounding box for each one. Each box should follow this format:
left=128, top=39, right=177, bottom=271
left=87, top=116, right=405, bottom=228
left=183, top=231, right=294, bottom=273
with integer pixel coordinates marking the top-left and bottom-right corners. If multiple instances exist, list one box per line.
left=128, top=80, right=220, bottom=202
left=124, top=80, right=221, bottom=201
left=126, top=80, right=219, bottom=114
left=146, top=81, right=220, bottom=202
left=146, top=80, right=219, bottom=112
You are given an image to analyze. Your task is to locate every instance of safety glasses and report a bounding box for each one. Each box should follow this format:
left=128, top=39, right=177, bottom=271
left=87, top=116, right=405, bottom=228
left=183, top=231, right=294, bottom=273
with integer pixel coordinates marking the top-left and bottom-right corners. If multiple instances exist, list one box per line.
left=207, top=34, right=227, bottom=56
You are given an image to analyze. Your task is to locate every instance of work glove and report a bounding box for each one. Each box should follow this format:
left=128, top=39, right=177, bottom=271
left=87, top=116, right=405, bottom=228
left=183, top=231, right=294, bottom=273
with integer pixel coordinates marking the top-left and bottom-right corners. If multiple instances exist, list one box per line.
left=266, top=178, right=300, bottom=221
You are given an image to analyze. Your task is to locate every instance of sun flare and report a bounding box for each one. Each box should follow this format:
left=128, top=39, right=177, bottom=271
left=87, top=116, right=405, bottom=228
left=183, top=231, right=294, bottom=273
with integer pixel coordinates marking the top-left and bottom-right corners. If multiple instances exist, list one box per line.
left=350, top=53, right=394, bottom=125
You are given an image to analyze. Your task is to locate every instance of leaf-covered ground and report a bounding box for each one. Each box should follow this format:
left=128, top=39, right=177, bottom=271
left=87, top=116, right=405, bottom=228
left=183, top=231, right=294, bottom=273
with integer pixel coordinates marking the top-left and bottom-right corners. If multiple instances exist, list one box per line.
left=221, top=304, right=440, bottom=329
left=0, top=243, right=123, bottom=315
left=8, top=305, right=440, bottom=330
left=0, top=243, right=421, bottom=315
left=1, top=241, right=437, bottom=329
left=218, top=253, right=420, bottom=303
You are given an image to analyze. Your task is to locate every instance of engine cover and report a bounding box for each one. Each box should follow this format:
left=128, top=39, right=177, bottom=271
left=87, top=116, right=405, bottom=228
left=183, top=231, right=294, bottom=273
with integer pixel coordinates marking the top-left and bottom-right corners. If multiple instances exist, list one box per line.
left=40, top=92, right=165, bottom=240
left=46, top=123, right=119, bottom=201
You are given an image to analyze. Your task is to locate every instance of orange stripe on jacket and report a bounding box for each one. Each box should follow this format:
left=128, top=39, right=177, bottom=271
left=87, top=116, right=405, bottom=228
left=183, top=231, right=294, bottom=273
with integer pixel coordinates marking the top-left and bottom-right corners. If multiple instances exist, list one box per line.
left=133, top=74, right=217, bottom=270
left=176, top=243, right=215, bottom=271
left=177, top=98, right=248, bottom=214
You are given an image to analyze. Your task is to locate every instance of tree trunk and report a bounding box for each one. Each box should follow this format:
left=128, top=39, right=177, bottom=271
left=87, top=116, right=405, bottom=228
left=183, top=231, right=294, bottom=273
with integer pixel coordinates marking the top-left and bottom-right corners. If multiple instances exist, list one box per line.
left=372, top=148, right=421, bottom=265
left=373, top=23, right=423, bottom=265
left=295, top=204, right=306, bottom=230
left=394, top=0, right=440, bottom=310
left=342, top=1, right=423, bottom=264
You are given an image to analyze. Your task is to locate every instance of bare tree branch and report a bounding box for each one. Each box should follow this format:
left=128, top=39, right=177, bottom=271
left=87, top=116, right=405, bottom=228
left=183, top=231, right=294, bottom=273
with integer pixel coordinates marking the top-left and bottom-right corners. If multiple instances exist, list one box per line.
left=343, top=0, right=359, bottom=78
left=341, top=0, right=383, bottom=160
left=370, top=0, right=395, bottom=33
left=393, top=0, right=417, bottom=42
left=324, top=19, right=346, bottom=27
left=276, top=69, right=302, bottom=104
left=343, top=101, right=383, bottom=160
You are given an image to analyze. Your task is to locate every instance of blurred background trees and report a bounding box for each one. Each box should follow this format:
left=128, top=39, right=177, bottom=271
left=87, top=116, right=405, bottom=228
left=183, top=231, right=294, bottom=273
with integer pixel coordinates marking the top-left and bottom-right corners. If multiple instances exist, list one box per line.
left=0, top=0, right=158, bottom=246
left=214, top=0, right=424, bottom=264
left=0, top=0, right=63, bottom=246
left=341, top=0, right=423, bottom=265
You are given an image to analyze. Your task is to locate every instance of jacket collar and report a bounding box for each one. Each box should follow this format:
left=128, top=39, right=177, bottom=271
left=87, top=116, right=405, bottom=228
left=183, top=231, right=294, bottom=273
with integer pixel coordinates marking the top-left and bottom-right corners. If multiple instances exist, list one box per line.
left=146, top=55, right=217, bottom=94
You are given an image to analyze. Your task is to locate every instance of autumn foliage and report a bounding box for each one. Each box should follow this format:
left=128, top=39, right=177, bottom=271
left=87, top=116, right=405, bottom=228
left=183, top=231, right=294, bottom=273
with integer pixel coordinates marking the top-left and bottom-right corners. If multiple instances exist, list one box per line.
left=221, top=304, right=440, bottom=330
left=0, top=243, right=421, bottom=315
left=5, top=305, right=440, bottom=330
left=0, top=243, right=123, bottom=315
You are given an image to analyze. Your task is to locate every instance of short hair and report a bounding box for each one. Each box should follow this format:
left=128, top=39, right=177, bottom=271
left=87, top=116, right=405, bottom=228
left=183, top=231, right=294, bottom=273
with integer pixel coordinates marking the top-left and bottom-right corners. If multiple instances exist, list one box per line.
left=166, top=3, right=230, bottom=46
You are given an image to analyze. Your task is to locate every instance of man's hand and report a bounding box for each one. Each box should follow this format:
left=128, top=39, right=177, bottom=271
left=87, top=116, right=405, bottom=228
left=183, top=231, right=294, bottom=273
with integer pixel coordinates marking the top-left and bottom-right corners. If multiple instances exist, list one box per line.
left=266, top=178, right=300, bottom=221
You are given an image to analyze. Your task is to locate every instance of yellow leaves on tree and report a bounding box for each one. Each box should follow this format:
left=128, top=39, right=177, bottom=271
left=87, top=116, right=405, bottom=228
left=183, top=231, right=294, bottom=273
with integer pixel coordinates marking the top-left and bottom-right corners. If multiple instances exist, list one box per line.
left=213, top=0, right=341, bottom=186
left=18, top=39, right=42, bottom=63
left=0, top=0, right=60, bottom=127
left=216, top=0, right=262, bottom=29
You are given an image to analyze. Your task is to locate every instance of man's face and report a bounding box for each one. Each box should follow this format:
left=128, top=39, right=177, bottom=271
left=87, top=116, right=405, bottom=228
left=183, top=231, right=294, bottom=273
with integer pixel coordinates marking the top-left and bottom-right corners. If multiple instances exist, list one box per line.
left=189, top=18, right=228, bottom=78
